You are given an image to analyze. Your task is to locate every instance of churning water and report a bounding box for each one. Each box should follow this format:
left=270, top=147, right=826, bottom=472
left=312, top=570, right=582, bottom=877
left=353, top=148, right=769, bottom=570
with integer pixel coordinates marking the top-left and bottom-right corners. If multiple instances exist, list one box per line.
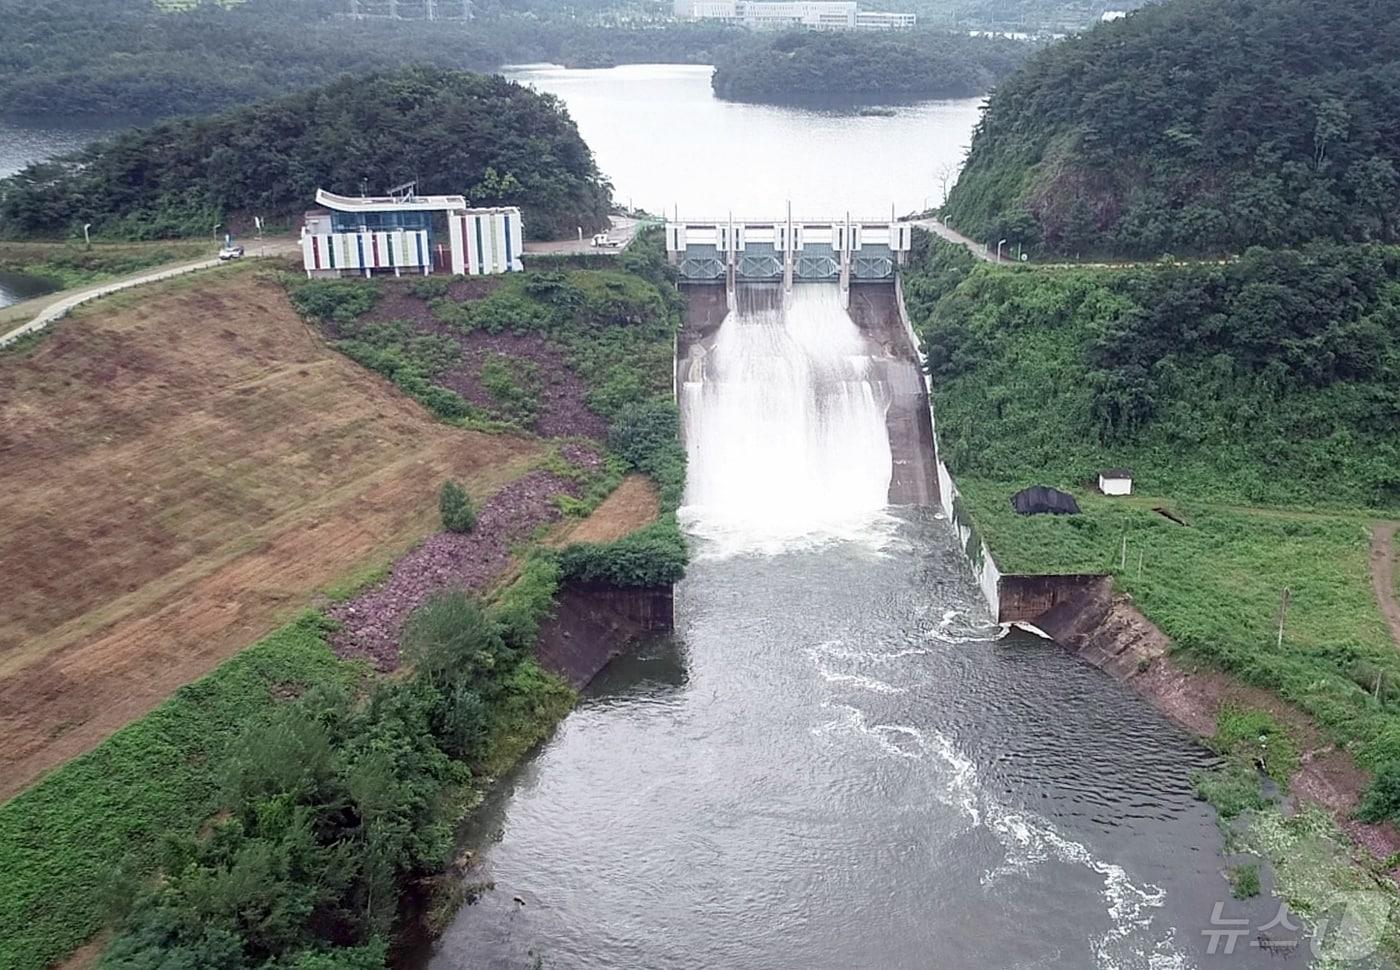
left=427, top=287, right=1309, bottom=970
left=680, top=285, right=893, bottom=555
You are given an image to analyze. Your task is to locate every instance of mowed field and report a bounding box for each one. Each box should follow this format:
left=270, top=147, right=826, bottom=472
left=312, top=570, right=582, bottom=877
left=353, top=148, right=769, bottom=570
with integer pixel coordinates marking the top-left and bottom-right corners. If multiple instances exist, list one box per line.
left=0, top=267, right=543, bottom=800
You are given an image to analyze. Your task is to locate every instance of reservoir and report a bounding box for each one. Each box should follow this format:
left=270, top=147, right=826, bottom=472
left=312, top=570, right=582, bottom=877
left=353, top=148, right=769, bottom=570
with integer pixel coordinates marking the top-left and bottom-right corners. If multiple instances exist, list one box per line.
left=0, top=271, right=58, bottom=310
left=502, top=64, right=978, bottom=216
left=426, top=66, right=1309, bottom=967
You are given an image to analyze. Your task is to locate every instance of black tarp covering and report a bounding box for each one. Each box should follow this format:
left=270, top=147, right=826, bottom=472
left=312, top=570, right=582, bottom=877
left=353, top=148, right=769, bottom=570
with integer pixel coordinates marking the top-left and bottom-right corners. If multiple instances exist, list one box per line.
left=1011, top=486, right=1082, bottom=516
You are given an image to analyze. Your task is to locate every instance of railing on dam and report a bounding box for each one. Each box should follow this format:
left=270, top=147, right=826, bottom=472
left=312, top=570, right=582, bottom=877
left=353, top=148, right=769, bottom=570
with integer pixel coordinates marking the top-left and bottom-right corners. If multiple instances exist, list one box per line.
left=665, top=215, right=914, bottom=299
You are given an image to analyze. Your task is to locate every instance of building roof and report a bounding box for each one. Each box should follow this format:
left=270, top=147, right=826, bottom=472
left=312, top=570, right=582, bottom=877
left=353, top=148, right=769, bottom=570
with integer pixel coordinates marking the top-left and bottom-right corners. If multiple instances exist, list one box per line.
left=1099, top=468, right=1133, bottom=478
left=316, top=188, right=468, bottom=213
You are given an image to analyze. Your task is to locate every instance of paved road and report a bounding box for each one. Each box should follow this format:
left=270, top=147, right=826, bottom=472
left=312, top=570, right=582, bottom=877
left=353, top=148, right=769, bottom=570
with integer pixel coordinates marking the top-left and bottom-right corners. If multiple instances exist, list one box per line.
left=0, top=238, right=300, bottom=349
left=910, top=217, right=1000, bottom=263
left=523, top=215, right=648, bottom=256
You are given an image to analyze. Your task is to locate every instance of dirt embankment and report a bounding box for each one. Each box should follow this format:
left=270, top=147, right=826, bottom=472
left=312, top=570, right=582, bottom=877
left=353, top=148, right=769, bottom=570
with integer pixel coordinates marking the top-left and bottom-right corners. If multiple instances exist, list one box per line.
left=1371, top=522, right=1400, bottom=651
left=1031, top=582, right=1400, bottom=864
left=0, top=272, right=545, bottom=801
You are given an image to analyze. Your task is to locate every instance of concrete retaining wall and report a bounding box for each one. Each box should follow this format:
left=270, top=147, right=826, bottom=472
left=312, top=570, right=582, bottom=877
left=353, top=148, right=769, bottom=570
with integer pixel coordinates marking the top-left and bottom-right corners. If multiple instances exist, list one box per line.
left=997, top=574, right=1106, bottom=624
left=534, top=583, right=675, bottom=689
left=893, top=274, right=1004, bottom=618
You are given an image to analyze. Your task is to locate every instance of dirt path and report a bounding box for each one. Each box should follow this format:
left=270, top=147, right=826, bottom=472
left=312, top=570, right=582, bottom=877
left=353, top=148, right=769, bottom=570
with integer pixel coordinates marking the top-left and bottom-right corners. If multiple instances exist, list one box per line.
left=1371, top=521, right=1400, bottom=651
left=0, top=272, right=543, bottom=800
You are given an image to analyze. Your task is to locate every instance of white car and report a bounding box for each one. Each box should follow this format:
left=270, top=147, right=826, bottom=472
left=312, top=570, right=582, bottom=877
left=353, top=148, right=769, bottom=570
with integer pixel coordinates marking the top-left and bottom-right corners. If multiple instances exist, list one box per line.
left=218, top=244, right=245, bottom=261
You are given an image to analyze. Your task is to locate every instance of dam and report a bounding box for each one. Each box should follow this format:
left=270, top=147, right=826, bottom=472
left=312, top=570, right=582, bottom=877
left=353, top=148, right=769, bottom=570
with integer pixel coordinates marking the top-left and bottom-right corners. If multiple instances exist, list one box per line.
left=425, top=270, right=1304, bottom=969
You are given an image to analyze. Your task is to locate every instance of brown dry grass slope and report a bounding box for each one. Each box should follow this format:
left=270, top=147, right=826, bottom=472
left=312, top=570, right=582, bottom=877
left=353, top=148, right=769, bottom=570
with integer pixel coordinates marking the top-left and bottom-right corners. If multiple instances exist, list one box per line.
left=0, top=269, right=543, bottom=800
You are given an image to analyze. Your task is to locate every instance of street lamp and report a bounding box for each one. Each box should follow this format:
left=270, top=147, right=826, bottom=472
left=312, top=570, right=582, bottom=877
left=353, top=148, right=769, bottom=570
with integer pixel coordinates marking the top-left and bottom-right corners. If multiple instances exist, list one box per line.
left=997, top=238, right=1008, bottom=262
left=213, top=223, right=222, bottom=246
left=82, top=223, right=92, bottom=247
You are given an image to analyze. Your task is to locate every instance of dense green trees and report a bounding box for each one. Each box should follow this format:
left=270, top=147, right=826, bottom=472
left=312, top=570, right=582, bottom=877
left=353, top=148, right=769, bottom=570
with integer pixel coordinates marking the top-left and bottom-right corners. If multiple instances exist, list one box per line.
left=98, top=586, right=572, bottom=970
left=942, top=0, right=1400, bottom=257
left=0, top=0, right=744, bottom=121
left=0, top=68, right=611, bottom=240
left=904, top=235, right=1400, bottom=508
left=711, top=30, right=1031, bottom=105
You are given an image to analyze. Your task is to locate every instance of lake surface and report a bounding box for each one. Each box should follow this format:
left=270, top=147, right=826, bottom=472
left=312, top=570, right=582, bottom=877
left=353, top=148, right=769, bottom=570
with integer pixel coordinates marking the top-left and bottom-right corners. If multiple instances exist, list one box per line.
left=0, top=119, right=124, bottom=179
left=0, top=270, right=58, bottom=310
left=503, top=64, right=980, bottom=218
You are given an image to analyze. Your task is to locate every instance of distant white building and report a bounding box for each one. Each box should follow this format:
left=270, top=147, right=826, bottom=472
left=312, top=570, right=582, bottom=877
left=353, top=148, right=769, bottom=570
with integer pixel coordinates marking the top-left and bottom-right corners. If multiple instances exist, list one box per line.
left=673, top=0, right=915, bottom=31
left=1101, top=10, right=1128, bottom=20
left=301, top=187, right=523, bottom=279
left=1098, top=469, right=1133, bottom=496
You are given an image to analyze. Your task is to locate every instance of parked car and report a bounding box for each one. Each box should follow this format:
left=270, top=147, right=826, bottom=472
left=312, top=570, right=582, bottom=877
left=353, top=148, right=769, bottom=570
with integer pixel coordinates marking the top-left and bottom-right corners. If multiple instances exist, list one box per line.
left=591, top=232, right=617, bottom=248
left=218, top=244, right=245, bottom=261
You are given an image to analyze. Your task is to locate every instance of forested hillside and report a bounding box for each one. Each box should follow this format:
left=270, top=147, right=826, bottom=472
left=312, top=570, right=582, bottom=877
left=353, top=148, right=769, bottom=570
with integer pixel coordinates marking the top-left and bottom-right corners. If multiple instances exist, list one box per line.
left=0, top=0, right=742, bottom=120
left=942, top=0, right=1400, bottom=257
left=0, top=68, right=611, bottom=240
left=710, top=30, right=1031, bottom=106
left=905, top=236, right=1400, bottom=509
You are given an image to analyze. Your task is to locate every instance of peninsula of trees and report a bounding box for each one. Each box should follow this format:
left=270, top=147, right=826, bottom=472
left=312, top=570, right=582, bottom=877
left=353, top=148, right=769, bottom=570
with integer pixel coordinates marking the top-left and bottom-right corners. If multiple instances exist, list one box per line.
left=942, top=0, right=1400, bottom=257
left=710, top=30, right=1032, bottom=106
left=0, top=68, right=611, bottom=241
left=0, top=0, right=742, bottom=121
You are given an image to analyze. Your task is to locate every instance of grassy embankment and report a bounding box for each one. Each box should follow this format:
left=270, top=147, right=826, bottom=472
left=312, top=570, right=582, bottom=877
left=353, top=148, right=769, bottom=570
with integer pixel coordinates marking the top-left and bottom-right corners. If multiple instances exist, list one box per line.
left=905, top=234, right=1400, bottom=934
left=0, top=238, right=686, bottom=969
left=0, top=240, right=213, bottom=287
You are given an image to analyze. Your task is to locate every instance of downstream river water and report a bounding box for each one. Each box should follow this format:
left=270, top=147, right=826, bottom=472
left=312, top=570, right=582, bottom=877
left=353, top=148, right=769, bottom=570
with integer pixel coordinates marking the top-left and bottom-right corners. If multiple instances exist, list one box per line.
left=428, top=63, right=1308, bottom=970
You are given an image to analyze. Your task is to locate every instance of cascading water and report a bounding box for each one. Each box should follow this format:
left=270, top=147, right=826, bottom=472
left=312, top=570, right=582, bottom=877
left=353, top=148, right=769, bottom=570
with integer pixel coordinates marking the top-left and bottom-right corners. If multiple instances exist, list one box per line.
left=679, top=284, right=894, bottom=554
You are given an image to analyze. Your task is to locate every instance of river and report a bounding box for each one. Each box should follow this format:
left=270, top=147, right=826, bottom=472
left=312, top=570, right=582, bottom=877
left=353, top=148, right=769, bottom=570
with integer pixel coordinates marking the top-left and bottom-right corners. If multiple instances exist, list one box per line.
left=424, top=66, right=1311, bottom=968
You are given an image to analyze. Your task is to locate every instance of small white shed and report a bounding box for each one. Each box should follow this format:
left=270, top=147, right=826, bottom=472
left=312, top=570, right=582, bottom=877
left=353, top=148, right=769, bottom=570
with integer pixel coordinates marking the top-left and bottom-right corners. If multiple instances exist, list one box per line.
left=1098, top=469, right=1133, bottom=496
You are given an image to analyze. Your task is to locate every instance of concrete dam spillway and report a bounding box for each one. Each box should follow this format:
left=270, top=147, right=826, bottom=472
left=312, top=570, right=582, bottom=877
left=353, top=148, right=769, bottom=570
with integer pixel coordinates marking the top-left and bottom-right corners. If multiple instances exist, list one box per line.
left=678, top=283, right=938, bottom=553
left=428, top=280, right=1302, bottom=970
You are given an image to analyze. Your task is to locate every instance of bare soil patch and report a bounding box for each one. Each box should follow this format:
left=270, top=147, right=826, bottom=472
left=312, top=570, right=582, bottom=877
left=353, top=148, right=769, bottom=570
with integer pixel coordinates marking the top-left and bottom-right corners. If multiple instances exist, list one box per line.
left=0, top=272, right=544, bottom=800
left=556, top=474, right=660, bottom=545
left=1371, top=522, right=1400, bottom=651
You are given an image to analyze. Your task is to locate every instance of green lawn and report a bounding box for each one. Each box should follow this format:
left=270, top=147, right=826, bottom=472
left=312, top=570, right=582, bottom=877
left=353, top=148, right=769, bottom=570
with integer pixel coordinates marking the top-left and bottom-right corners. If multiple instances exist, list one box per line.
left=958, top=479, right=1400, bottom=773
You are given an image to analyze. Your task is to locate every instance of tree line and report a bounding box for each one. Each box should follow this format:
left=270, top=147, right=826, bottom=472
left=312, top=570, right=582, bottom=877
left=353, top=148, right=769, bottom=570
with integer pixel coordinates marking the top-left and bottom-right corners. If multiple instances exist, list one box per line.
left=904, top=235, right=1400, bottom=509
left=0, top=0, right=743, bottom=121
left=941, top=0, right=1400, bottom=257
left=710, top=29, right=1033, bottom=106
left=0, top=68, right=612, bottom=240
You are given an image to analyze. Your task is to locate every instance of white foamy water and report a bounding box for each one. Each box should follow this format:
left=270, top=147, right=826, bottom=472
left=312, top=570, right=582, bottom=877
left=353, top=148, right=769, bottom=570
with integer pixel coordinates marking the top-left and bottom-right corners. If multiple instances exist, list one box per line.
left=679, top=285, right=894, bottom=555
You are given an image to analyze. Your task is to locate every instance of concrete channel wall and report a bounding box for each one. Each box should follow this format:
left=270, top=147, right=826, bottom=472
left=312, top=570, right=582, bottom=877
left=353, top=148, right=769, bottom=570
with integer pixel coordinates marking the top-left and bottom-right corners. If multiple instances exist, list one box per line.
left=535, top=583, right=675, bottom=689
left=892, top=274, right=1004, bottom=618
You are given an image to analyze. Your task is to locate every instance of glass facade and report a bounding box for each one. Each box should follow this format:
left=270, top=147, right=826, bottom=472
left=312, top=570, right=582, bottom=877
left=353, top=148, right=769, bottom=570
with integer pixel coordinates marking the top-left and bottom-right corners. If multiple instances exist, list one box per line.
left=328, top=210, right=434, bottom=232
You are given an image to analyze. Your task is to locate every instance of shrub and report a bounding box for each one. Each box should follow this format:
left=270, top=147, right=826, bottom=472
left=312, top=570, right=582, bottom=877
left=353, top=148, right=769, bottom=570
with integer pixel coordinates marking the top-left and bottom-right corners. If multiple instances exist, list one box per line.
left=1192, top=764, right=1267, bottom=818
left=287, top=279, right=379, bottom=324
left=438, top=481, right=476, bottom=534
left=1358, top=761, right=1400, bottom=823
left=1213, top=707, right=1299, bottom=785
left=1229, top=863, right=1261, bottom=898
left=558, top=518, right=689, bottom=588
left=478, top=353, right=541, bottom=428
left=408, top=277, right=450, bottom=300
left=487, top=554, right=562, bottom=653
